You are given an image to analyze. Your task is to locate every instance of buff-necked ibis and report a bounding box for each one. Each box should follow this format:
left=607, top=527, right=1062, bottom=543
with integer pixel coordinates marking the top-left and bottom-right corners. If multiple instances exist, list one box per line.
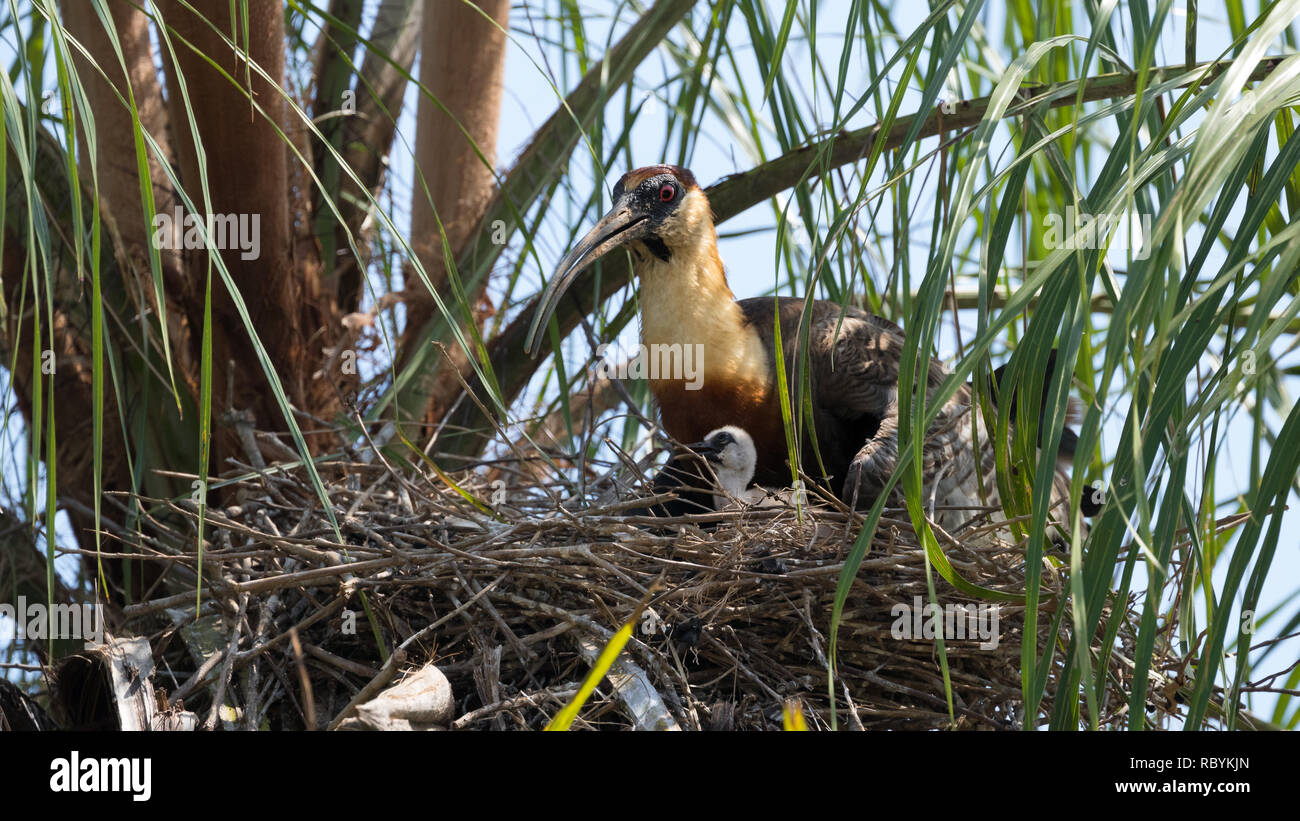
left=525, top=165, right=1079, bottom=527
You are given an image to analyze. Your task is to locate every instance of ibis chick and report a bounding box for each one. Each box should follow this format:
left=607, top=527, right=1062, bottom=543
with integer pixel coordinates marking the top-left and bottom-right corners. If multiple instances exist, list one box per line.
left=689, top=426, right=765, bottom=510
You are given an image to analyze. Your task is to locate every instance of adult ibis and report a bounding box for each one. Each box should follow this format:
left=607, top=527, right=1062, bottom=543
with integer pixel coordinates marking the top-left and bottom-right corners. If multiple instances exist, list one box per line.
left=524, top=165, right=1078, bottom=526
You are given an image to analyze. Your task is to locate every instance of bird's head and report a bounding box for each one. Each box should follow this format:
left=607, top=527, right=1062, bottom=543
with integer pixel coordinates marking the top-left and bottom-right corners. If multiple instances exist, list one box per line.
left=525, top=165, right=710, bottom=355
left=689, top=425, right=757, bottom=497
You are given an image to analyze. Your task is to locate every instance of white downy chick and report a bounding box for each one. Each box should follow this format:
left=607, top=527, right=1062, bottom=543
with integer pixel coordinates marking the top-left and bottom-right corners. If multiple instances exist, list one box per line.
left=690, top=426, right=794, bottom=510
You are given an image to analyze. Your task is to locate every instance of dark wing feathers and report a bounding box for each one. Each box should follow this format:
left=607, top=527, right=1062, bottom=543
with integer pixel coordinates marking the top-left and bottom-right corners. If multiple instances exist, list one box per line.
left=738, top=297, right=905, bottom=487
left=738, top=296, right=1078, bottom=532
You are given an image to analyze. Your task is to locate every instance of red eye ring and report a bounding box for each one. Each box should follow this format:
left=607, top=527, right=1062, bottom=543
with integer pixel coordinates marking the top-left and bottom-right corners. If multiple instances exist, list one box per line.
left=658, top=183, right=676, bottom=202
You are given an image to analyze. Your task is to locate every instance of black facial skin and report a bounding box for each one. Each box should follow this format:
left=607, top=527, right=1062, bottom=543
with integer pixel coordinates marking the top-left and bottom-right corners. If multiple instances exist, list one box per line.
left=689, top=430, right=734, bottom=464
left=524, top=168, right=694, bottom=356
left=642, top=235, right=672, bottom=262
left=611, top=174, right=682, bottom=261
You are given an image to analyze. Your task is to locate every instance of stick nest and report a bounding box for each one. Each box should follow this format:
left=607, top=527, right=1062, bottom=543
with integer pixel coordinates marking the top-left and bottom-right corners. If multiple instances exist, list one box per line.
left=114, top=449, right=1182, bottom=731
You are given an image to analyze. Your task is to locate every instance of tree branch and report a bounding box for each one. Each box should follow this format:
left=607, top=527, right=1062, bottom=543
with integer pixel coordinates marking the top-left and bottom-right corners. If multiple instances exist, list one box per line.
left=437, top=56, right=1289, bottom=455
left=387, top=0, right=700, bottom=428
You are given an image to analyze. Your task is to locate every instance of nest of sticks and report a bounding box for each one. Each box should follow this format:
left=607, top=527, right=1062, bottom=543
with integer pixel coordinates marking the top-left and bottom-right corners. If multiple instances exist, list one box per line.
left=100, top=439, right=1183, bottom=732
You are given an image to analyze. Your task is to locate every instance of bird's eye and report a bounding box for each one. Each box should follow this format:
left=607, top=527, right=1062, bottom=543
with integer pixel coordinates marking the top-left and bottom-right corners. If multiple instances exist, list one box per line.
left=716, top=433, right=732, bottom=445
left=659, top=183, right=676, bottom=202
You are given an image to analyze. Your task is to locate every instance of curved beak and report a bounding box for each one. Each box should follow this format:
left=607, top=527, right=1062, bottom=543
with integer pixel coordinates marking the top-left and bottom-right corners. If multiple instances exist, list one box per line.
left=524, top=196, right=651, bottom=356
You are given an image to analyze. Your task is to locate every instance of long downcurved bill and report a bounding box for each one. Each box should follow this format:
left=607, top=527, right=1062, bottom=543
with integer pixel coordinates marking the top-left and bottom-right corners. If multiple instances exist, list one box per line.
left=524, top=202, right=648, bottom=356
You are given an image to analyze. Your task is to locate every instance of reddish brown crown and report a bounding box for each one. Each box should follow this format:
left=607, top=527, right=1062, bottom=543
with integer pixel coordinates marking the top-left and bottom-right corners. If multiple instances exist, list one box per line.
left=614, top=164, right=699, bottom=195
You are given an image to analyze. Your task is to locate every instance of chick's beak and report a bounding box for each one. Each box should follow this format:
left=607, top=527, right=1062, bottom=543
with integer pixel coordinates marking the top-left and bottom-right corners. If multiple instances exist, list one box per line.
left=524, top=194, right=651, bottom=355
left=687, top=441, right=722, bottom=463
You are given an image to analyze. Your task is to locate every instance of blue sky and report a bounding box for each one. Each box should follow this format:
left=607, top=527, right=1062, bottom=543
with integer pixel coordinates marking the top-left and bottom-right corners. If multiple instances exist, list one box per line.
left=2, top=0, right=1297, bottom=725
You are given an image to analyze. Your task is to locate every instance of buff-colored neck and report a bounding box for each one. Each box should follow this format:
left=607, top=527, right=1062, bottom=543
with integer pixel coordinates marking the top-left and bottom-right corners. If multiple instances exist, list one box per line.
left=634, top=205, right=770, bottom=390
